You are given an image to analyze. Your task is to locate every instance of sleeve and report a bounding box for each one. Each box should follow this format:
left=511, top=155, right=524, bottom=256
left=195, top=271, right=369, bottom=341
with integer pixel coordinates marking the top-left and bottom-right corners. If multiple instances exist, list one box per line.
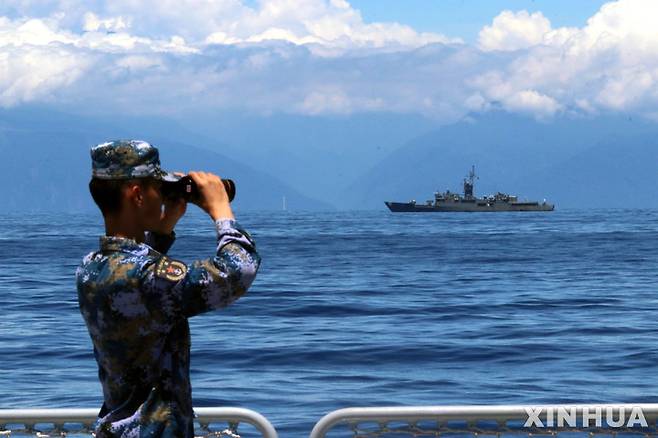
left=144, top=230, right=176, bottom=254
left=140, top=219, right=261, bottom=320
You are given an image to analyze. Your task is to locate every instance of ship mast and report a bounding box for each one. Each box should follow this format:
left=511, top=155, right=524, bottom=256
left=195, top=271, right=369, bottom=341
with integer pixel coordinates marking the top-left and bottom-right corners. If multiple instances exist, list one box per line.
left=463, top=165, right=477, bottom=199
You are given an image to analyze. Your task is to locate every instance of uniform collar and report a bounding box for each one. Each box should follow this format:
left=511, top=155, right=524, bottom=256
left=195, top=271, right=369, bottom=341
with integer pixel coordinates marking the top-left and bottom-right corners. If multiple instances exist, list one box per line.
left=100, top=235, right=153, bottom=256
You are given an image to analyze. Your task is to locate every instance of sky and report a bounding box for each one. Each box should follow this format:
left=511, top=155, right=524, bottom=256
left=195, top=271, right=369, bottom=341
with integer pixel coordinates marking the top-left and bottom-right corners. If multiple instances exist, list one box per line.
left=1, top=0, right=657, bottom=123
left=349, top=0, right=610, bottom=43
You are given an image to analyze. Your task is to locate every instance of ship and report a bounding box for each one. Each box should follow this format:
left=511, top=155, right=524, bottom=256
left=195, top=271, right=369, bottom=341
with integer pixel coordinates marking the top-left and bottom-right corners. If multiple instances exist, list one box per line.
left=385, top=166, right=554, bottom=212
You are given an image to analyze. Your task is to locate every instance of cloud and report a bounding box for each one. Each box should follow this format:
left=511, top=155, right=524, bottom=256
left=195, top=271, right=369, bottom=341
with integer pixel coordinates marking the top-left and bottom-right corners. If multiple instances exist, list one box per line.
left=468, top=0, right=658, bottom=119
left=0, top=0, right=458, bottom=49
left=0, top=1, right=462, bottom=114
left=0, top=17, right=90, bottom=106
left=504, top=90, right=562, bottom=118
left=300, top=87, right=386, bottom=114
left=82, top=12, right=130, bottom=33
left=0, top=44, right=91, bottom=107
left=0, top=0, right=657, bottom=123
left=478, top=10, right=551, bottom=52
left=0, top=16, right=74, bottom=46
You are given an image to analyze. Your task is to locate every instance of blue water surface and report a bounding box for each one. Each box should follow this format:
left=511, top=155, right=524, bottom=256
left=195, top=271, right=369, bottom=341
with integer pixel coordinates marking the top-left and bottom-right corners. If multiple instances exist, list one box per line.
left=1, top=209, right=658, bottom=436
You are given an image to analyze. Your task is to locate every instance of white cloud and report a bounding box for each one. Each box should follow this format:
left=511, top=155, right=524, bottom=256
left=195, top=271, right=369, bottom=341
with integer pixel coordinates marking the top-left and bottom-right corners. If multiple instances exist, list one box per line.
left=0, top=0, right=460, bottom=113
left=504, top=90, right=562, bottom=118
left=82, top=12, right=130, bottom=33
left=246, top=27, right=320, bottom=45
left=0, top=0, right=657, bottom=123
left=472, top=0, right=658, bottom=119
left=0, top=0, right=458, bottom=49
left=301, top=89, right=353, bottom=114
left=115, top=55, right=164, bottom=71
left=596, top=68, right=656, bottom=110
left=0, top=16, right=74, bottom=46
left=205, top=31, right=241, bottom=45
left=0, top=17, right=91, bottom=106
left=478, top=10, right=551, bottom=52
left=0, top=44, right=91, bottom=106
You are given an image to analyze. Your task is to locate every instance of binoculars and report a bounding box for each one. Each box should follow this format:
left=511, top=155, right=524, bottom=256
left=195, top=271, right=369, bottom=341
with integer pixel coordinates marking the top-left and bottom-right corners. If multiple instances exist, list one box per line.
left=161, top=176, right=235, bottom=203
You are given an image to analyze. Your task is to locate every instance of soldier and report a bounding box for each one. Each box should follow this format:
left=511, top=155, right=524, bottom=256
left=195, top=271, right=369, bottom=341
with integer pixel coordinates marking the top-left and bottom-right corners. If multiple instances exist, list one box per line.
left=76, top=140, right=261, bottom=437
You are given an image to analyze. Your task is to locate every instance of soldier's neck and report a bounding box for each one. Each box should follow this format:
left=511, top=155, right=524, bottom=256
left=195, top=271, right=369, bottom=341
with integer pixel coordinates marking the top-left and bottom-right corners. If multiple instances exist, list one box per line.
left=104, top=215, right=145, bottom=243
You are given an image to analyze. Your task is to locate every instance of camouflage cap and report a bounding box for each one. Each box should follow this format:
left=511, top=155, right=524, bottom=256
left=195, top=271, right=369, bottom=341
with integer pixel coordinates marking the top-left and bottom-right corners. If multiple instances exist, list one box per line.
left=91, top=140, right=179, bottom=181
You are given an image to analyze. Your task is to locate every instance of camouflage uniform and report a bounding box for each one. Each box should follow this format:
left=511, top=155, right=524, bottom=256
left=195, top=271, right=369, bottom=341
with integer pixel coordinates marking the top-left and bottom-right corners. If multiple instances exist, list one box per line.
left=76, top=140, right=261, bottom=438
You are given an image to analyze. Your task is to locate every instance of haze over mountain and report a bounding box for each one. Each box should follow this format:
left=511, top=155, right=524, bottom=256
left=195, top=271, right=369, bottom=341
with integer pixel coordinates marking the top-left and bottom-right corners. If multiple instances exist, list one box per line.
left=345, top=112, right=658, bottom=209
left=0, top=108, right=331, bottom=212
left=3, top=106, right=658, bottom=212
left=179, top=111, right=441, bottom=206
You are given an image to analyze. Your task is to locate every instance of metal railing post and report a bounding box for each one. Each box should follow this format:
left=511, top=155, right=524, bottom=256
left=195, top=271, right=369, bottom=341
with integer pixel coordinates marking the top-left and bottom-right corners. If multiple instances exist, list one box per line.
left=196, top=407, right=278, bottom=438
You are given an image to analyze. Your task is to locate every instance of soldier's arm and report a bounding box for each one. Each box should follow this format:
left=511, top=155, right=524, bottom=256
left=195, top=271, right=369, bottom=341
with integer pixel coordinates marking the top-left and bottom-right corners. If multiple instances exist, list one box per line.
left=180, top=219, right=260, bottom=316
left=141, top=219, right=260, bottom=319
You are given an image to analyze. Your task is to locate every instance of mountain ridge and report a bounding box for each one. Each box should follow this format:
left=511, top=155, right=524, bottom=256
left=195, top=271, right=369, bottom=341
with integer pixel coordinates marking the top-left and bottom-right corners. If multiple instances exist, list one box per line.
left=0, top=108, right=332, bottom=212
left=346, top=112, right=658, bottom=209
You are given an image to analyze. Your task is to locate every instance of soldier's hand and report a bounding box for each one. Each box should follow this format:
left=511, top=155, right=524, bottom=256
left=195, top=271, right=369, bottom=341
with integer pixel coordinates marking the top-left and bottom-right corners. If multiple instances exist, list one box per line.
left=188, top=171, right=234, bottom=221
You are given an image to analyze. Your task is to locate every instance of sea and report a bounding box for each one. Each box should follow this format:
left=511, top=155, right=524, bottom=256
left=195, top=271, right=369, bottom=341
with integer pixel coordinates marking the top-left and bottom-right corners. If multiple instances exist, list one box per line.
left=2, top=209, right=658, bottom=436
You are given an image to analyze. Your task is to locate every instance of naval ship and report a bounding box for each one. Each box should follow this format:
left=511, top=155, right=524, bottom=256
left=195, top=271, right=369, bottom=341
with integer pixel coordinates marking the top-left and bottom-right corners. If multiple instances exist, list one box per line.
left=385, top=166, right=554, bottom=212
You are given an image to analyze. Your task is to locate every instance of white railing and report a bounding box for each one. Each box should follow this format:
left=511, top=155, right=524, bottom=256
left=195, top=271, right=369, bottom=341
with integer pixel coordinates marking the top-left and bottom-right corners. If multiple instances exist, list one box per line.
left=6, top=404, right=658, bottom=438
left=309, top=404, right=658, bottom=438
left=0, top=407, right=277, bottom=438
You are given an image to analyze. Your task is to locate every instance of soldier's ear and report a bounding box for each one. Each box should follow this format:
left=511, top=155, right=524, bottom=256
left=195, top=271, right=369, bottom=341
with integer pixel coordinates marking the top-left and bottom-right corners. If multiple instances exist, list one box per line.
left=125, top=181, right=144, bottom=207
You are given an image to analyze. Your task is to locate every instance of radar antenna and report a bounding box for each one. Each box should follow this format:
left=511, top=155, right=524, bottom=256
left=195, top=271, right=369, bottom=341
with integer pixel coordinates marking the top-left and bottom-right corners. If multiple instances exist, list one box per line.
left=463, top=165, right=478, bottom=199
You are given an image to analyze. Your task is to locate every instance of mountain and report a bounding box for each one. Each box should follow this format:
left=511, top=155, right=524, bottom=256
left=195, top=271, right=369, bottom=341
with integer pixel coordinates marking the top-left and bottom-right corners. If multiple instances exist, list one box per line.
left=3, top=107, right=657, bottom=212
left=517, top=133, right=658, bottom=208
left=177, top=111, right=441, bottom=207
left=346, top=112, right=658, bottom=209
left=0, top=107, right=331, bottom=212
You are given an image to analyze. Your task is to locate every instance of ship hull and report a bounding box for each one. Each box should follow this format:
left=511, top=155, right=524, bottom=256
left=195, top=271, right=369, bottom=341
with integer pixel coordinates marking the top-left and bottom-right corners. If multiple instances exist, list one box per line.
left=385, top=201, right=554, bottom=212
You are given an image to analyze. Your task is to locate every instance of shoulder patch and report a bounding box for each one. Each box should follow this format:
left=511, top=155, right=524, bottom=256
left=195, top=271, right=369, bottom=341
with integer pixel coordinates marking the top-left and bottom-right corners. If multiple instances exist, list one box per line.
left=155, top=257, right=188, bottom=281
